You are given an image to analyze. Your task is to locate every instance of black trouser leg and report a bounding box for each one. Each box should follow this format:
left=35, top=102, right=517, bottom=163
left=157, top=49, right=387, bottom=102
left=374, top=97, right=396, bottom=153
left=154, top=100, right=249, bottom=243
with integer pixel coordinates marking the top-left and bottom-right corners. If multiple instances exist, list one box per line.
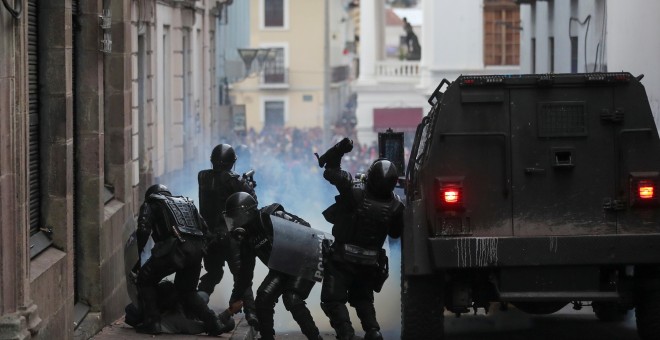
left=136, top=255, right=176, bottom=334
left=284, top=276, right=319, bottom=339
left=352, top=299, right=380, bottom=335
left=138, top=287, right=160, bottom=325
left=198, top=239, right=225, bottom=295
left=321, top=261, right=354, bottom=339
left=255, top=270, right=285, bottom=340
left=226, top=237, right=258, bottom=326
left=289, top=303, right=320, bottom=339
left=175, top=238, right=227, bottom=335
left=349, top=282, right=379, bottom=333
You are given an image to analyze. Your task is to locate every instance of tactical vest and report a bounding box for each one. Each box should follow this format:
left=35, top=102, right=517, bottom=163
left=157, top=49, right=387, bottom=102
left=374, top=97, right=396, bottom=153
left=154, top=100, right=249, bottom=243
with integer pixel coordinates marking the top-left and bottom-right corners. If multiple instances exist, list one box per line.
left=332, top=184, right=403, bottom=250
left=198, top=169, right=241, bottom=233
left=150, top=194, right=205, bottom=240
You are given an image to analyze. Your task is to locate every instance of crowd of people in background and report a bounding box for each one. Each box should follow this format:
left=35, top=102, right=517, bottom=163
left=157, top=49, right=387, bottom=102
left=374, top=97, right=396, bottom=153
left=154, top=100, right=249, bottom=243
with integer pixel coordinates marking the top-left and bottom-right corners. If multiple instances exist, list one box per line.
left=225, top=126, right=385, bottom=215
left=235, top=126, right=381, bottom=175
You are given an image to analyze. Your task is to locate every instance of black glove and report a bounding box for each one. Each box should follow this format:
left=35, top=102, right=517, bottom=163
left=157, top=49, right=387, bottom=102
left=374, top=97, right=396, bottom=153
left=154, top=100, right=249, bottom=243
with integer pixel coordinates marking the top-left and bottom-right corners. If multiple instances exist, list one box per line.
left=315, top=137, right=353, bottom=169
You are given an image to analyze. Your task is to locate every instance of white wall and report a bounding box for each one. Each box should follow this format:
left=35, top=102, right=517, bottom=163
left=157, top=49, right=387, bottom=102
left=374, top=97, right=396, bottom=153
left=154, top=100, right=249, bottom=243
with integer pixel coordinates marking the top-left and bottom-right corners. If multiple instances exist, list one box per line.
left=430, top=0, right=484, bottom=70
left=607, top=0, right=660, bottom=125
left=520, top=0, right=607, bottom=74
left=519, top=0, right=660, bottom=125
left=420, top=0, right=518, bottom=92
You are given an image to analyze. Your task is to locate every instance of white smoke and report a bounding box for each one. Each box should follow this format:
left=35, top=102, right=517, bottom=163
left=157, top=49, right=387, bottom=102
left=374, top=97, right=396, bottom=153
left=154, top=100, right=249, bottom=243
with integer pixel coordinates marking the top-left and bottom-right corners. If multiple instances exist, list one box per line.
left=166, top=141, right=403, bottom=338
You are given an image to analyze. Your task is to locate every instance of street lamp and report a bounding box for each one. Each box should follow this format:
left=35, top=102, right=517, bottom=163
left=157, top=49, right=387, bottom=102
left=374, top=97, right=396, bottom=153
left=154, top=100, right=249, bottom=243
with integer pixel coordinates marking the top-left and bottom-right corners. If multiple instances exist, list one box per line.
left=255, top=48, right=272, bottom=73
left=237, top=48, right=260, bottom=75
left=237, top=47, right=277, bottom=77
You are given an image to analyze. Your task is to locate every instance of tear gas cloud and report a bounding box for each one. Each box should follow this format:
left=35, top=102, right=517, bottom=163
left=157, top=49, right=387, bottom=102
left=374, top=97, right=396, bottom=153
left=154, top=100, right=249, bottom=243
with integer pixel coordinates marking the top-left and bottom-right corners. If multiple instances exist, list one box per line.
left=166, top=130, right=403, bottom=337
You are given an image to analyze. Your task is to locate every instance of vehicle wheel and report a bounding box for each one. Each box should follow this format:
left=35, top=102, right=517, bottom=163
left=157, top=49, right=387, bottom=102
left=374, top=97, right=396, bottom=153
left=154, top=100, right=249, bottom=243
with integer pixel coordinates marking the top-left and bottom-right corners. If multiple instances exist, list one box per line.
left=592, top=302, right=629, bottom=322
left=401, top=274, right=444, bottom=340
left=635, top=281, right=660, bottom=339
left=511, top=301, right=566, bottom=315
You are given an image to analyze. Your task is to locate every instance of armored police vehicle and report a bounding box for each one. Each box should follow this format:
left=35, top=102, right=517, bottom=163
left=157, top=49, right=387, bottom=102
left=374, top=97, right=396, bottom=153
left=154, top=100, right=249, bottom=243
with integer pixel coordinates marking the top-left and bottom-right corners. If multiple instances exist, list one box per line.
left=399, top=73, right=660, bottom=340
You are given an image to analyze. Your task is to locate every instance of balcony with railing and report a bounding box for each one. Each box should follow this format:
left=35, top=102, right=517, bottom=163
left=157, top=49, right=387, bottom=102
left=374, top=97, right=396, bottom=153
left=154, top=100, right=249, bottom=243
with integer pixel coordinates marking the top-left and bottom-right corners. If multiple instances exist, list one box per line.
left=259, top=68, right=289, bottom=89
left=374, top=60, right=420, bottom=82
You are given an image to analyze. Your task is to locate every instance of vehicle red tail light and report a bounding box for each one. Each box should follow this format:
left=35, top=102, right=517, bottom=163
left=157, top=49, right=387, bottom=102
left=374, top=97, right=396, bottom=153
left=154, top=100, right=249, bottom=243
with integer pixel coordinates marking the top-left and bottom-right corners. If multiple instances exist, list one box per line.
left=630, top=172, right=659, bottom=206
left=443, top=188, right=460, bottom=204
left=638, top=180, right=655, bottom=200
left=435, top=177, right=464, bottom=210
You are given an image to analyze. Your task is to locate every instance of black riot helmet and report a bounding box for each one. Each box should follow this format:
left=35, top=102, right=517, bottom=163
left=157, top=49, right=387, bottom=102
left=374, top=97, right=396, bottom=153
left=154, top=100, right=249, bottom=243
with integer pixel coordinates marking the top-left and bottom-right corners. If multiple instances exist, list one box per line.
left=145, top=184, right=171, bottom=200
left=223, top=192, right=258, bottom=241
left=365, top=159, right=398, bottom=198
left=210, top=143, right=237, bottom=170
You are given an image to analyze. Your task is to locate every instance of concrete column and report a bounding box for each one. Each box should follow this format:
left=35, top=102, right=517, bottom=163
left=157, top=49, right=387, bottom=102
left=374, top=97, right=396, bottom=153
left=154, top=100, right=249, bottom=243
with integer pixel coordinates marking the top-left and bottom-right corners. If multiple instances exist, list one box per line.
left=37, top=0, right=75, bottom=337
left=534, top=1, right=549, bottom=73
left=75, top=0, right=105, bottom=311
left=553, top=1, right=571, bottom=73
left=420, top=0, right=439, bottom=88
left=519, top=4, right=532, bottom=74
left=357, top=0, right=379, bottom=84
left=0, top=2, right=38, bottom=339
left=105, top=0, right=133, bottom=202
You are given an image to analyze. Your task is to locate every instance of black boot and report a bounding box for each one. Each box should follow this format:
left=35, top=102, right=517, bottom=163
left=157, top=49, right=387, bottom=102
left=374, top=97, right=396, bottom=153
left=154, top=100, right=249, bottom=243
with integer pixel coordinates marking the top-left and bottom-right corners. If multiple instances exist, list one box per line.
left=321, top=302, right=354, bottom=340
left=255, top=305, right=275, bottom=340
left=244, top=308, right=260, bottom=328
left=205, top=318, right=227, bottom=336
left=258, top=330, right=275, bottom=340
left=290, top=304, right=321, bottom=340
left=124, top=303, right=142, bottom=327
left=364, top=329, right=383, bottom=340
left=218, top=310, right=236, bottom=333
left=237, top=286, right=259, bottom=328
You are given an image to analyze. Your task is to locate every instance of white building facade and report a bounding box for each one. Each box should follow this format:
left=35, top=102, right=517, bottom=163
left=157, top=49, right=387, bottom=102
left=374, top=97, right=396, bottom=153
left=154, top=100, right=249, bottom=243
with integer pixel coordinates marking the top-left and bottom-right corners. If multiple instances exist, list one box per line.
left=355, top=0, right=521, bottom=146
left=519, top=0, right=660, bottom=127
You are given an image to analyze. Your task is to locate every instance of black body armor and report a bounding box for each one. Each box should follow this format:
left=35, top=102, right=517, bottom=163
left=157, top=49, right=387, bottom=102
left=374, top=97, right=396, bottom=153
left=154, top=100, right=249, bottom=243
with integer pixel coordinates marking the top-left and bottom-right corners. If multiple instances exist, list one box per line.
left=330, top=183, right=403, bottom=250
left=198, top=169, right=255, bottom=234
left=159, top=194, right=205, bottom=236
left=137, top=194, right=206, bottom=252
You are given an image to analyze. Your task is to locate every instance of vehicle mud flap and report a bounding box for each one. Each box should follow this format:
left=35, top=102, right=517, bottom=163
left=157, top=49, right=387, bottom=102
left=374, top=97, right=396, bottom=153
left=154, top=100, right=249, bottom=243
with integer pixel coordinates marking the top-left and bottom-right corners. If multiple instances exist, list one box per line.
left=401, top=273, right=445, bottom=340
left=635, top=267, right=660, bottom=339
left=403, top=199, right=432, bottom=275
left=268, top=215, right=334, bottom=282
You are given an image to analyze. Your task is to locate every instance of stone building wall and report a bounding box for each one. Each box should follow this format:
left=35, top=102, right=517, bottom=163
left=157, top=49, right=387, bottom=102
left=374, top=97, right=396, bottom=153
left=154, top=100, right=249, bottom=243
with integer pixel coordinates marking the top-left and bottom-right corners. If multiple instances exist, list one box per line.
left=0, top=1, right=217, bottom=339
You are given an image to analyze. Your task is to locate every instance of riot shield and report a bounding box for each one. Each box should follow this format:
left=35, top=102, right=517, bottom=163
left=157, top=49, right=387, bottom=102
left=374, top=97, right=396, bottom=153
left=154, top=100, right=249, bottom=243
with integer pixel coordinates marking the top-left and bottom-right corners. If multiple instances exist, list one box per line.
left=124, top=231, right=155, bottom=306
left=268, top=215, right=334, bottom=282
left=124, top=231, right=140, bottom=305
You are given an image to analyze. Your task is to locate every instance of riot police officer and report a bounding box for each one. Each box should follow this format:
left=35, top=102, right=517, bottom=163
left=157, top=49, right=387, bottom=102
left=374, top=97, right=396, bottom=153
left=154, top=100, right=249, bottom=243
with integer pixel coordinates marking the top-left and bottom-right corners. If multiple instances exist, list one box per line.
left=197, top=144, right=259, bottom=327
left=224, top=192, right=323, bottom=340
left=135, top=184, right=228, bottom=335
left=318, top=138, right=404, bottom=340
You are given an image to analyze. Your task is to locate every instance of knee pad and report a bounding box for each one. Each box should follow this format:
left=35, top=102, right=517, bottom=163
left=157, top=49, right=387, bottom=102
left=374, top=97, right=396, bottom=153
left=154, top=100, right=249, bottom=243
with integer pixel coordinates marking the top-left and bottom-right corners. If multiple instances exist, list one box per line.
left=282, top=293, right=305, bottom=311
left=255, top=291, right=278, bottom=308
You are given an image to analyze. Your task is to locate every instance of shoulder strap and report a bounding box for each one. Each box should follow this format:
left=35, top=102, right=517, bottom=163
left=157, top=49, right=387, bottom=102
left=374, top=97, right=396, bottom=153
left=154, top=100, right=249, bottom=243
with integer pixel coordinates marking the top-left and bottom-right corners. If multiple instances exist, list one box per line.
left=262, top=203, right=284, bottom=216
